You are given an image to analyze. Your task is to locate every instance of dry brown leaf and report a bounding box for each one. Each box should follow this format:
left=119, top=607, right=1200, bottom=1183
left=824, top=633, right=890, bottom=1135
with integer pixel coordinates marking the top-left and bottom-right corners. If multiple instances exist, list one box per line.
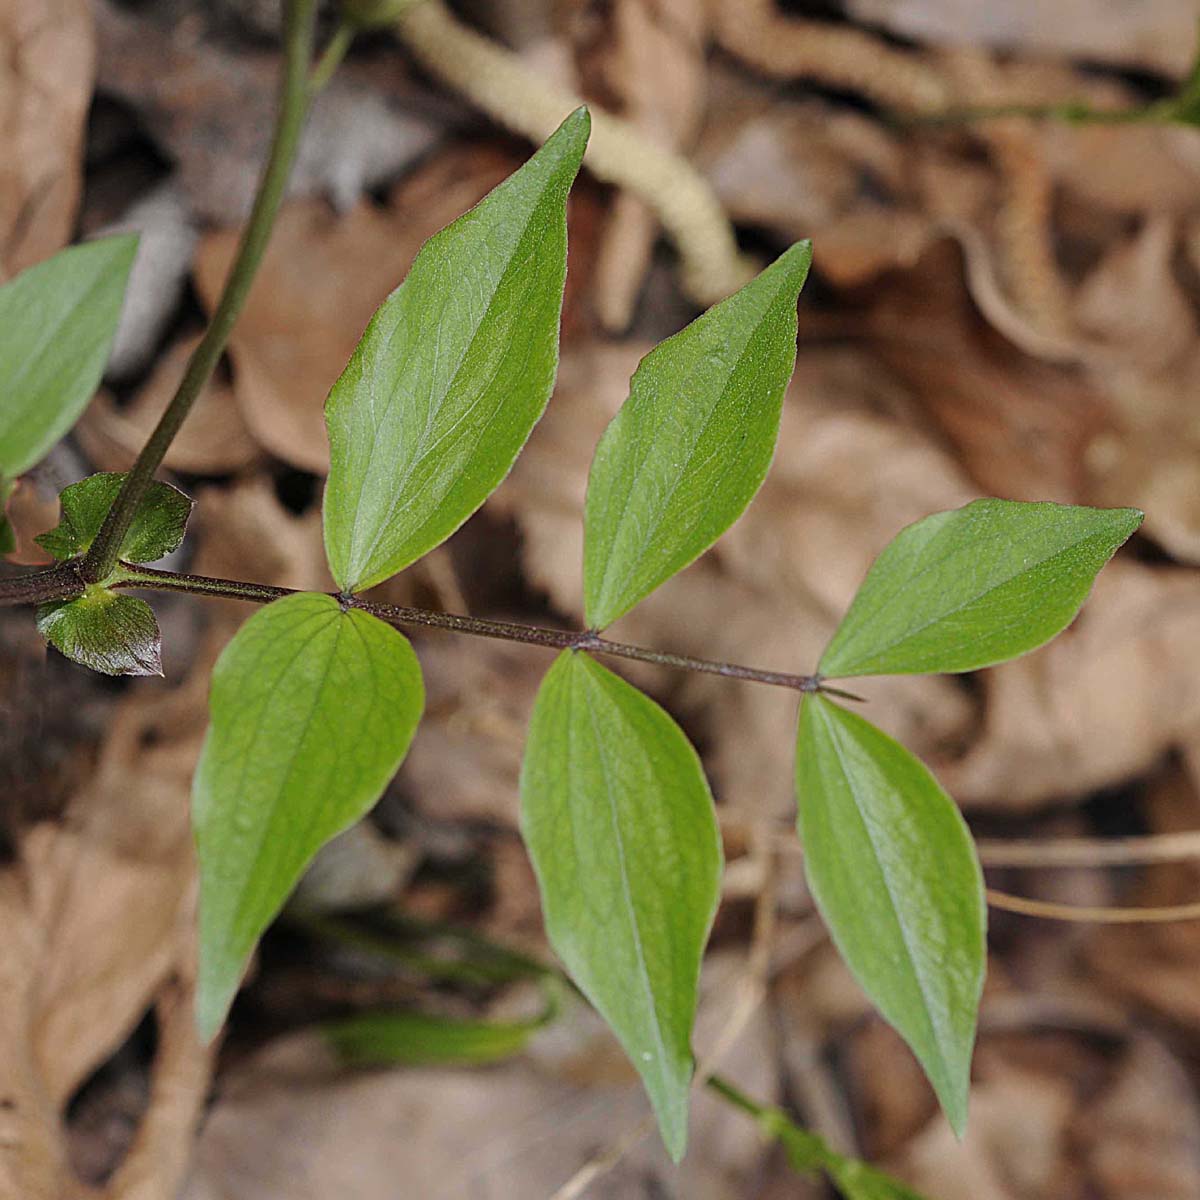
left=700, top=93, right=908, bottom=247
left=491, top=340, right=639, bottom=619
left=1073, top=217, right=1195, bottom=372
left=940, top=565, right=1200, bottom=810
left=184, top=953, right=777, bottom=1199
left=895, top=1062, right=1073, bottom=1200
left=0, top=0, right=93, bottom=276
left=77, top=335, right=259, bottom=476
left=587, top=0, right=708, bottom=330
left=862, top=241, right=1114, bottom=501
left=1083, top=344, right=1200, bottom=564
left=194, top=151, right=516, bottom=472
left=844, top=0, right=1200, bottom=77
left=193, top=201, right=416, bottom=473
left=398, top=637, right=544, bottom=827
left=2, top=476, right=60, bottom=567
left=93, top=0, right=443, bottom=224
left=1077, top=1036, right=1200, bottom=1200
left=190, top=476, right=332, bottom=596
left=1045, top=123, right=1200, bottom=217
left=0, top=646, right=219, bottom=1199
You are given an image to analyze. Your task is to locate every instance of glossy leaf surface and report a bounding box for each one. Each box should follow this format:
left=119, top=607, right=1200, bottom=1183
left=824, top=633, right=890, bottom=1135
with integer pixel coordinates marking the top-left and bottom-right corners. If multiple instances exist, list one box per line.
left=520, top=650, right=721, bottom=1160
left=37, top=588, right=162, bottom=677
left=819, top=499, right=1143, bottom=678
left=583, top=241, right=811, bottom=629
left=193, top=593, right=424, bottom=1038
left=0, top=236, right=137, bottom=478
left=323, top=109, right=590, bottom=593
left=795, top=694, right=985, bottom=1135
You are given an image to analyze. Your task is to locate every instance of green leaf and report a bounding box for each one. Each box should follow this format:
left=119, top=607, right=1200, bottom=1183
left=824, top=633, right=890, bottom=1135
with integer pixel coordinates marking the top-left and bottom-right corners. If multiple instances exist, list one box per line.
left=323, top=1008, right=544, bottom=1067
left=583, top=241, right=811, bottom=630
left=0, top=236, right=138, bottom=478
left=795, top=694, right=985, bottom=1136
left=37, top=587, right=162, bottom=676
left=35, top=472, right=192, bottom=564
left=193, top=593, right=424, bottom=1039
left=323, top=108, right=590, bottom=594
left=818, top=499, right=1143, bottom=679
left=520, top=650, right=722, bottom=1161
left=0, top=478, right=15, bottom=556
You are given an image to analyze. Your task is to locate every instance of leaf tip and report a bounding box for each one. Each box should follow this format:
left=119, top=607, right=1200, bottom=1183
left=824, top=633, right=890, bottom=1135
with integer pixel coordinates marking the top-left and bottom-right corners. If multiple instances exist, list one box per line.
left=1120, top=506, right=1145, bottom=533
left=87, top=230, right=140, bottom=279
left=942, top=1081, right=970, bottom=1141
left=194, top=970, right=236, bottom=1046
left=547, top=105, right=592, bottom=164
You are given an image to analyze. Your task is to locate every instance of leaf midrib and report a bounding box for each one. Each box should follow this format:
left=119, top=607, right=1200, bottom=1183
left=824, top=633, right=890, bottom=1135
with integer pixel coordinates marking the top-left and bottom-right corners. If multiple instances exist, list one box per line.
left=589, top=277, right=790, bottom=624
left=220, top=604, right=339, bottom=932
left=344, top=193, right=554, bottom=588
left=815, top=702, right=952, bottom=1091
left=576, top=659, right=673, bottom=1089
left=824, top=525, right=1115, bottom=675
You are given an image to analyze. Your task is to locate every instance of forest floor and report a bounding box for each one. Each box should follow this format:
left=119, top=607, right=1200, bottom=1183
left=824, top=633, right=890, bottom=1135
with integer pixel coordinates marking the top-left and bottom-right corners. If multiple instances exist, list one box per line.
left=5, top=1, right=1200, bottom=1196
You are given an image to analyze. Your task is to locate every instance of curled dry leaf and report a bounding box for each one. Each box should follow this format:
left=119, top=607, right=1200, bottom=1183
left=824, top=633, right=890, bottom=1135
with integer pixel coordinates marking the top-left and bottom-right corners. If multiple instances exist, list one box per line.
left=1073, top=217, right=1196, bottom=372
left=0, top=0, right=93, bottom=276
left=860, top=241, right=1115, bottom=503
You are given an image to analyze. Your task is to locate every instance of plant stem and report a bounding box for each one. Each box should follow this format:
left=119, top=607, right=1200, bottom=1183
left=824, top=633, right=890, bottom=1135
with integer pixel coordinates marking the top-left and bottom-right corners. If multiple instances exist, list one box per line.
left=309, top=18, right=356, bottom=93
left=705, top=1075, right=838, bottom=1172
left=80, top=0, right=321, bottom=586
left=111, top=563, right=838, bottom=696
left=907, top=98, right=1173, bottom=128
left=0, top=561, right=85, bottom=607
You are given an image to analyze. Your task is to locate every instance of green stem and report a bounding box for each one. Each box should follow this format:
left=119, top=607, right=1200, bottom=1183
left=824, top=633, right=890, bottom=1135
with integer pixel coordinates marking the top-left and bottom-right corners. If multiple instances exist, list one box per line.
left=705, top=1075, right=836, bottom=1171
left=80, top=0, right=321, bottom=586
left=907, top=98, right=1174, bottom=128
left=309, top=18, right=356, bottom=93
